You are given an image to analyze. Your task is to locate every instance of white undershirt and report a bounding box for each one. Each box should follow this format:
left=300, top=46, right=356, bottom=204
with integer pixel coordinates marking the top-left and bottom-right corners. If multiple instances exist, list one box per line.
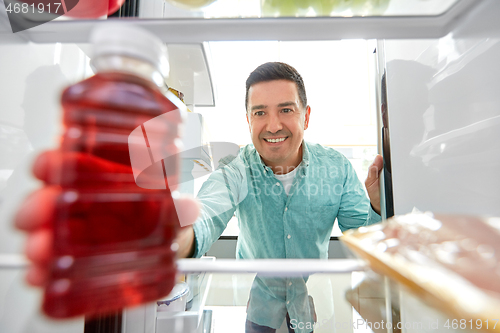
left=274, top=167, right=299, bottom=196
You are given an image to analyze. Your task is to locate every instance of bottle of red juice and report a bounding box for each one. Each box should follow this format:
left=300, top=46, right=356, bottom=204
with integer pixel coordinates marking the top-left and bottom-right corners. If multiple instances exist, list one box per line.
left=42, top=23, right=186, bottom=319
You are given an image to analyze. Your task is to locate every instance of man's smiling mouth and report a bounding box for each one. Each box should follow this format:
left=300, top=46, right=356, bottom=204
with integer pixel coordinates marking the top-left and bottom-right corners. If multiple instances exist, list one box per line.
left=264, top=137, right=287, bottom=143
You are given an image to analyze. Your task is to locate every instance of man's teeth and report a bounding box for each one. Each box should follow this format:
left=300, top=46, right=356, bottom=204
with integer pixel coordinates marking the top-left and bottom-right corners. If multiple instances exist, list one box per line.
left=265, top=138, right=286, bottom=143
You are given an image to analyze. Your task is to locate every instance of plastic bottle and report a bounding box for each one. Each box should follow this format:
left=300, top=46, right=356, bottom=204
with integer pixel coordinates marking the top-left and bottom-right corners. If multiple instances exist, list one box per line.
left=43, top=23, right=186, bottom=318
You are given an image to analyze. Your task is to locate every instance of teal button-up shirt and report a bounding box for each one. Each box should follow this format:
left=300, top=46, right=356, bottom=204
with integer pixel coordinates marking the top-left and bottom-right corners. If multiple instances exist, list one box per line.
left=192, top=141, right=381, bottom=330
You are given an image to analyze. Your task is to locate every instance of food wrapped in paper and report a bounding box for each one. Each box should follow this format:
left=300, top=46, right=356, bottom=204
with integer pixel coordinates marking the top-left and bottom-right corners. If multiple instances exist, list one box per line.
left=341, top=212, right=500, bottom=332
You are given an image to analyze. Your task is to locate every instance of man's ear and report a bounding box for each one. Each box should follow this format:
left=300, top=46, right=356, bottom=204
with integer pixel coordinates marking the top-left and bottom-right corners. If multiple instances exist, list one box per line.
left=304, top=106, right=311, bottom=130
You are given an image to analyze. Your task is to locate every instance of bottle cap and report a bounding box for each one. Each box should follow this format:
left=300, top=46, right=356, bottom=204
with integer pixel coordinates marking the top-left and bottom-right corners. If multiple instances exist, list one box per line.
left=89, top=23, right=169, bottom=78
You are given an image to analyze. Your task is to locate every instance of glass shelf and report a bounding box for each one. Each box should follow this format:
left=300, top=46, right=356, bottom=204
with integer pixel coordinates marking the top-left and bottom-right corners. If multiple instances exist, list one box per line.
left=155, top=0, right=461, bottom=20
left=153, top=258, right=482, bottom=333
left=2, top=0, right=480, bottom=44
left=0, top=256, right=487, bottom=333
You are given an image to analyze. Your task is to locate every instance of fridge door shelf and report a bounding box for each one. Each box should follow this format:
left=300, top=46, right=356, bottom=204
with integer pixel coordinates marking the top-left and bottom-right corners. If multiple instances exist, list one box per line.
left=3, top=0, right=487, bottom=44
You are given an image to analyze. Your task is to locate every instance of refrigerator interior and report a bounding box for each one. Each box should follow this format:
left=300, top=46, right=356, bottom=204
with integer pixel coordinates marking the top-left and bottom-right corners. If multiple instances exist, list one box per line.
left=1, top=0, right=500, bottom=332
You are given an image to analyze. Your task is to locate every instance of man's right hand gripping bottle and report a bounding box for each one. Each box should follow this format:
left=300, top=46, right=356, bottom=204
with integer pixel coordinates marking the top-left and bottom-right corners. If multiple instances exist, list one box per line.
left=43, top=23, right=186, bottom=318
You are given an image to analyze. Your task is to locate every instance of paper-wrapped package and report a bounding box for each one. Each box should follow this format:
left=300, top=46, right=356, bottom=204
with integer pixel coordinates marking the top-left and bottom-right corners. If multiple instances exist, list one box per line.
left=341, top=212, right=500, bottom=332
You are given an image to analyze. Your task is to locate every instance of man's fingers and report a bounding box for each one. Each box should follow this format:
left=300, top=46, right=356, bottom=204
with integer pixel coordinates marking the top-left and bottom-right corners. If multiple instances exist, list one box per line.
left=14, top=183, right=197, bottom=232
left=25, top=229, right=53, bottom=264
left=366, top=155, right=383, bottom=186
left=366, top=155, right=384, bottom=180
left=32, top=150, right=59, bottom=182
left=373, top=154, right=384, bottom=171
left=364, top=155, right=383, bottom=215
left=368, top=164, right=379, bottom=180
left=26, top=264, right=50, bottom=287
left=33, top=150, right=134, bottom=185
left=15, top=187, right=59, bottom=231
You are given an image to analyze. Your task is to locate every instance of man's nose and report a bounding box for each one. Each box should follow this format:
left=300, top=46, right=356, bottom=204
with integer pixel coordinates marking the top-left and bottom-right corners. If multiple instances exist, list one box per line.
left=266, top=113, right=283, bottom=133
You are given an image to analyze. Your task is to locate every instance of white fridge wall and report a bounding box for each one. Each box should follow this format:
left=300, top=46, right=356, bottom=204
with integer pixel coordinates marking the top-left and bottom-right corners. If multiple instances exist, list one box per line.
left=0, top=41, right=89, bottom=333
left=385, top=33, right=500, bottom=216
left=0, top=41, right=90, bottom=253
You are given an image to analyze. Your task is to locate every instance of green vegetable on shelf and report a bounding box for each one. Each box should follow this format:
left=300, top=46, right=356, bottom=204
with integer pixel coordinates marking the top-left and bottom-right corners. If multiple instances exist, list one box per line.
left=260, top=0, right=390, bottom=17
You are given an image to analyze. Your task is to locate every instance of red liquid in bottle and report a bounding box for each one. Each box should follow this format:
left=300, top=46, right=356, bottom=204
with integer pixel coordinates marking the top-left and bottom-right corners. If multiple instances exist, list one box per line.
left=43, top=72, right=183, bottom=318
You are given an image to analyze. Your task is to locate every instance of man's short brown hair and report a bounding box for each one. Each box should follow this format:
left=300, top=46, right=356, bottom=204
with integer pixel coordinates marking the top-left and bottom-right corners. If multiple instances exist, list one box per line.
left=245, top=62, right=307, bottom=112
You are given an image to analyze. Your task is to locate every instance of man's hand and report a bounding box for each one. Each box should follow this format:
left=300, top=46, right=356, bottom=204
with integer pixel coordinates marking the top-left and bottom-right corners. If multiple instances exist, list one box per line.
left=176, top=225, right=196, bottom=259
left=365, top=155, right=384, bottom=215
left=15, top=150, right=200, bottom=287
left=172, top=194, right=199, bottom=259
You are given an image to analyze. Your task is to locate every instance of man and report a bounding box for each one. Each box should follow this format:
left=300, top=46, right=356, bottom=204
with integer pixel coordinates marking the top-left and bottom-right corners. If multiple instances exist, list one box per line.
left=16, top=62, right=382, bottom=331
left=178, top=62, right=382, bottom=257
left=175, top=62, right=383, bottom=332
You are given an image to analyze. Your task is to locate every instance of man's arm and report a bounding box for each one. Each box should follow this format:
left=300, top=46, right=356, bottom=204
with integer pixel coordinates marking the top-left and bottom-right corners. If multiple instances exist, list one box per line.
left=177, top=225, right=195, bottom=258
left=337, top=155, right=383, bottom=232
left=182, top=158, right=245, bottom=258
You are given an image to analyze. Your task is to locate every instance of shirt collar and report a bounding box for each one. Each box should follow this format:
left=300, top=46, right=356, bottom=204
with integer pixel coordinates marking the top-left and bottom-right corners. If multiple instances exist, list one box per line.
left=298, top=141, right=310, bottom=176
left=300, top=141, right=310, bottom=166
left=253, top=149, right=272, bottom=175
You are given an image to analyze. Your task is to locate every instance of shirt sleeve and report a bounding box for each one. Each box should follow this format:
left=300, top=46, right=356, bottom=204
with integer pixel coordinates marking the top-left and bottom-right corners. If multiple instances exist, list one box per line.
left=336, top=156, right=382, bottom=233
left=191, top=162, right=243, bottom=258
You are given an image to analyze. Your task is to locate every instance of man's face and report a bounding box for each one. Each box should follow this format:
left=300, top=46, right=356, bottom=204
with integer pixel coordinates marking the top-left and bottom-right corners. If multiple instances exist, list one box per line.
left=246, top=80, right=310, bottom=172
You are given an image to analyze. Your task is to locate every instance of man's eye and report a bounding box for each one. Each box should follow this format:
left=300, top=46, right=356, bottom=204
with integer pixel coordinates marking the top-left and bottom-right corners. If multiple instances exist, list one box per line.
left=281, top=108, right=292, bottom=113
left=254, top=111, right=265, bottom=116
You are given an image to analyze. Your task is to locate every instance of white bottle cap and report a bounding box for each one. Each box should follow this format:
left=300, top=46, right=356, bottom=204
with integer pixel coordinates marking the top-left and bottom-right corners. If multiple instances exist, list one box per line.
left=89, top=22, right=169, bottom=78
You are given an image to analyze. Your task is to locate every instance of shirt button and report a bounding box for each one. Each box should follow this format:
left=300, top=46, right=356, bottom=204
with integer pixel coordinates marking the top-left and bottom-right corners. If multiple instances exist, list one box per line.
left=286, top=301, right=290, bottom=305
left=275, top=182, right=280, bottom=186
left=285, top=207, right=288, bottom=212
left=288, top=282, right=292, bottom=286
left=287, top=234, right=291, bottom=239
